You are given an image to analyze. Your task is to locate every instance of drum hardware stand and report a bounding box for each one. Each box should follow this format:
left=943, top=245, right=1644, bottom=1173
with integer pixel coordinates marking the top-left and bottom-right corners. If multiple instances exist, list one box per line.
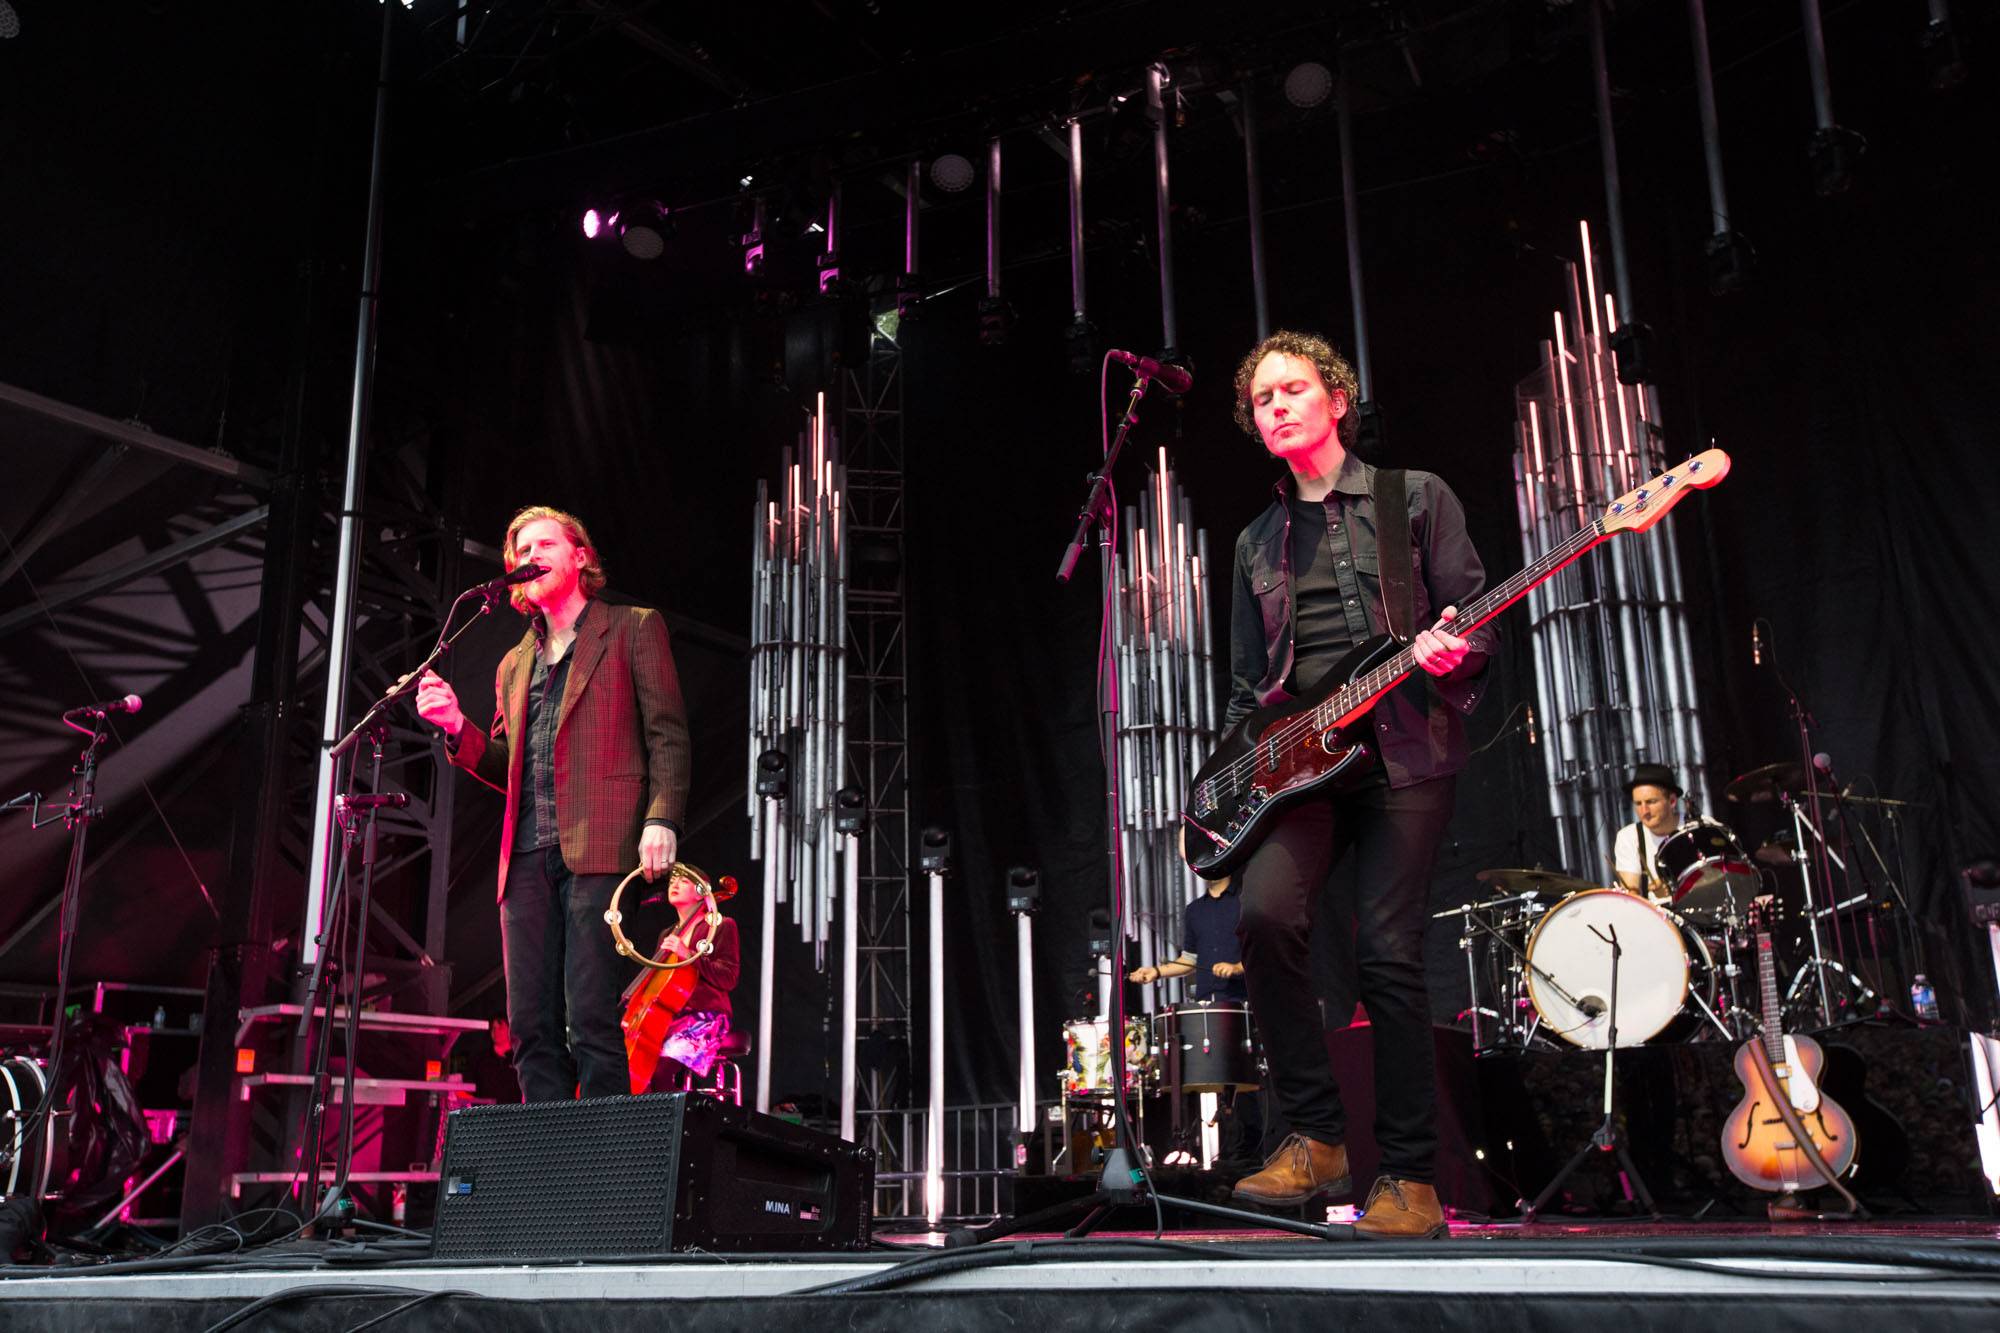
left=1435, top=895, right=1600, bottom=1051
left=1521, top=923, right=1661, bottom=1222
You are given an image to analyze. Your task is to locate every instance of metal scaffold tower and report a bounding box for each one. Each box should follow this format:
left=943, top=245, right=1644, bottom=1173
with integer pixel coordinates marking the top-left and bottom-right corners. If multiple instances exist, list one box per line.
left=839, top=322, right=916, bottom=1176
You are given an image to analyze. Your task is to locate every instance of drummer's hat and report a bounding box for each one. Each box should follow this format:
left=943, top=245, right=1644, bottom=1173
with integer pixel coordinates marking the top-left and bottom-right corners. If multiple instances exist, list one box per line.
left=1626, top=762, right=1682, bottom=798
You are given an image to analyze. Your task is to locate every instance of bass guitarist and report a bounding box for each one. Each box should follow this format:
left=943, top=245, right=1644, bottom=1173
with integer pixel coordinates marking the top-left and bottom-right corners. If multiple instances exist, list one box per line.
left=1221, top=331, right=1495, bottom=1239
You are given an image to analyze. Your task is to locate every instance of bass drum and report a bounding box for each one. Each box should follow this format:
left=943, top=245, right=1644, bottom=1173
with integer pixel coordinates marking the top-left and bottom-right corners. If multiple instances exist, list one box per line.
left=1526, top=890, right=1715, bottom=1049
left=1655, top=817, right=1762, bottom=919
left=1, top=1055, right=64, bottom=1200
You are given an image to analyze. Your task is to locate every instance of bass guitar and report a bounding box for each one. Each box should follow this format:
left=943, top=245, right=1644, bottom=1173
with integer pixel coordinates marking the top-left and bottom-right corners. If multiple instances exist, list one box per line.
left=1721, top=899, right=1858, bottom=1192
left=1181, top=449, right=1731, bottom=879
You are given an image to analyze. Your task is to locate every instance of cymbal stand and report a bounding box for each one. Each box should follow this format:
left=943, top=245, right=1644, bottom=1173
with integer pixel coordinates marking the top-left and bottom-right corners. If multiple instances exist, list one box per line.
left=1780, top=791, right=1843, bottom=1026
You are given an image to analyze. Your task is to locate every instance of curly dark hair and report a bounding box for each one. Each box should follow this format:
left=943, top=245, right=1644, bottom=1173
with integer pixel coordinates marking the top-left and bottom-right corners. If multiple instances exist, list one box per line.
left=1232, top=329, right=1360, bottom=447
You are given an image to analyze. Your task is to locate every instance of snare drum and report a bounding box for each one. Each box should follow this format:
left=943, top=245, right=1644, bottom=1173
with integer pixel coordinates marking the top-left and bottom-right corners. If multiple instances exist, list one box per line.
left=1654, top=817, right=1761, bottom=918
left=1152, top=1003, right=1259, bottom=1093
left=1060, top=1016, right=1151, bottom=1094
left=1525, top=890, right=1715, bottom=1048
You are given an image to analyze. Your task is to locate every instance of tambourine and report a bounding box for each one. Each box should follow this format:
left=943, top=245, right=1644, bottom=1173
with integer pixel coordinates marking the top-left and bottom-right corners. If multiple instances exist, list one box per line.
left=603, top=861, right=739, bottom=972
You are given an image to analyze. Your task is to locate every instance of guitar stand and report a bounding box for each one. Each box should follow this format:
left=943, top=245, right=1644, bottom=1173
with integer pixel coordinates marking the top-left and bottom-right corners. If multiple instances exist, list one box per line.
left=1520, top=924, right=1663, bottom=1222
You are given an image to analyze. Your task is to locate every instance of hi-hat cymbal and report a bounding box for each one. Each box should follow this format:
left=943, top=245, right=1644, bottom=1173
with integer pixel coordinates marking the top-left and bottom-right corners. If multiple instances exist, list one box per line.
left=1475, top=867, right=1601, bottom=898
left=1725, top=761, right=1807, bottom=804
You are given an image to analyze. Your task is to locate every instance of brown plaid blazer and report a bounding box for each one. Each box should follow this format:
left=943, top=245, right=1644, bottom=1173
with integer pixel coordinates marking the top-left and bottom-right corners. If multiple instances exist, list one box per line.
left=448, top=600, right=691, bottom=900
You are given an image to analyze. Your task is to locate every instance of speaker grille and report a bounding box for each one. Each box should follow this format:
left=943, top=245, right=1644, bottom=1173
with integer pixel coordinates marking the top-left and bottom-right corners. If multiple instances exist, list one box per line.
left=434, top=1093, right=687, bottom=1259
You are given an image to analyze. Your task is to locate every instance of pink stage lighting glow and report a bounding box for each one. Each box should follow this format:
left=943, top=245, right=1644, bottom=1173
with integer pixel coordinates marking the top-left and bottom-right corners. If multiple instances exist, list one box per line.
left=582, top=209, right=602, bottom=239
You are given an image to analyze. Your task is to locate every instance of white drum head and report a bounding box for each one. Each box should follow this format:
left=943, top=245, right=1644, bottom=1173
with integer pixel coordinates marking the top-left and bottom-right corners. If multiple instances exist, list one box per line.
left=1525, top=889, right=1690, bottom=1049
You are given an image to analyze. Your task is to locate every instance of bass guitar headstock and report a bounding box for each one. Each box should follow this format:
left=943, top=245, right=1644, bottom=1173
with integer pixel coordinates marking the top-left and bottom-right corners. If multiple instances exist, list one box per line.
left=1600, top=448, right=1731, bottom=536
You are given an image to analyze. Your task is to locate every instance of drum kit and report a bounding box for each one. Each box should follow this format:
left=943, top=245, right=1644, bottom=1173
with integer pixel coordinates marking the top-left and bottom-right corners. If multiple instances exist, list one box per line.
left=1448, top=760, right=1912, bottom=1054
left=1056, top=1001, right=1261, bottom=1169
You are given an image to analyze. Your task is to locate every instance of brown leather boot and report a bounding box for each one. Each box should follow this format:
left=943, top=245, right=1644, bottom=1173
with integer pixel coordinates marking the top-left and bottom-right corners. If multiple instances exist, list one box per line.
left=1229, top=1133, right=1351, bottom=1207
left=1353, top=1175, right=1446, bottom=1239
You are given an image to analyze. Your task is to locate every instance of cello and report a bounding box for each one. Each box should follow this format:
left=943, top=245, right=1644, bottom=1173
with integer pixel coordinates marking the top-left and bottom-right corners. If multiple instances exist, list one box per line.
left=604, top=861, right=737, bottom=1095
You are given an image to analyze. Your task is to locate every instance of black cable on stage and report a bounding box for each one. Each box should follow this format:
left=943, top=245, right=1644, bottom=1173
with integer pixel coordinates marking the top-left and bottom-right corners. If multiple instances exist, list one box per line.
left=195, top=1283, right=474, bottom=1333
left=797, top=1236, right=1251, bottom=1297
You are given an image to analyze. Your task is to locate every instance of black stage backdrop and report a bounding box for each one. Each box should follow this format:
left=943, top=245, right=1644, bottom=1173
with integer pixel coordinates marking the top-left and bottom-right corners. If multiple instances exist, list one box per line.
left=0, top=3, right=1994, bottom=1114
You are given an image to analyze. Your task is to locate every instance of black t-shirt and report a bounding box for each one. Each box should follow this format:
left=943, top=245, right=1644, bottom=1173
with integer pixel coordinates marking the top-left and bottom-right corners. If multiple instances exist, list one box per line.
left=1182, top=886, right=1248, bottom=1002
left=1286, top=497, right=1364, bottom=693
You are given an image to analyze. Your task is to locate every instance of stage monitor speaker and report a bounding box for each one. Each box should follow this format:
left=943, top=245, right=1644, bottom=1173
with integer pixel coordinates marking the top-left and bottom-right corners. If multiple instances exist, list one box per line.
left=432, top=1091, right=872, bottom=1258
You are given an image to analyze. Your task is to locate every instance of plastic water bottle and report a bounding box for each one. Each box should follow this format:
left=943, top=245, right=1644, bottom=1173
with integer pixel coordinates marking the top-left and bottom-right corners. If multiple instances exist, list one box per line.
left=1910, top=974, right=1939, bottom=1023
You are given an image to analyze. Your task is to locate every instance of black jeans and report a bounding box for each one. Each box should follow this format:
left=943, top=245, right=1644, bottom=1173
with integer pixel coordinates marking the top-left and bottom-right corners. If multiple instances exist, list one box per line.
left=1236, top=774, right=1456, bottom=1183
left=500, top=845, right=629, bottom=1102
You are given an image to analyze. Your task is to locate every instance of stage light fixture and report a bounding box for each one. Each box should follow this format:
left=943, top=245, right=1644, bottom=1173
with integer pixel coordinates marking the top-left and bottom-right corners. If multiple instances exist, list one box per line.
left=1005, top=867, right=1041, bottom=915
left=1283, top=61, right=1334, bottom=109
left=834, top=786, right=868, bottom=836
left=918, top=826, right=953, bottom=875
left=755, top=748, right=790, bottom=799
left=1808, top=126, right=1866, bottom=198
left=930, top=153, right=975, bottom=193
left=581, top=208, right=605, bottom=239
left=1085, top=907, right=1115, bottom=959
left=1703, top=229, right=1756, bottom=296
left=619, top=202, right=670, bottom=260
left=1608, top=321, right=1656, bottom=386
left=1922, top=18, right=1969, bottom=94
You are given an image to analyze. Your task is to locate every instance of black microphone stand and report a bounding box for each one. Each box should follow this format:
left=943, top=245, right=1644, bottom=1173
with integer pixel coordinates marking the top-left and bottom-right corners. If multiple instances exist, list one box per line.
left=1522, top=923, right=1660, bottom=1221
left=956, top=363, right=1348, bottom=1247
left=297, top=582, right=500, bottom=1234
left=0, top=711, right=115, bottom=1191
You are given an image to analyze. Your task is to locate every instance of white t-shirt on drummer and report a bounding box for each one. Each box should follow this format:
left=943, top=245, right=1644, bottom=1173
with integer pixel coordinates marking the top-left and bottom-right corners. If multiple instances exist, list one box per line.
left=1613, top=822, right=1667, bottom=888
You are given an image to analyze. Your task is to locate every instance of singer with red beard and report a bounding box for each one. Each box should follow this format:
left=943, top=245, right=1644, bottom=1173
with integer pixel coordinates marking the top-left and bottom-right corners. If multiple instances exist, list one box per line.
left=416, top=506, right=691, bottom=1102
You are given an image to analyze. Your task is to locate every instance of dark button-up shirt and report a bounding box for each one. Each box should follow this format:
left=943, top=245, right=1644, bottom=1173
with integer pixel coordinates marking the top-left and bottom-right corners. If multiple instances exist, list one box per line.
left=512, top=613, right=583, bottom=854
left=1225, top=452, right=1497, bottom=789
left=1182, top=886, right=1247, bottom=1002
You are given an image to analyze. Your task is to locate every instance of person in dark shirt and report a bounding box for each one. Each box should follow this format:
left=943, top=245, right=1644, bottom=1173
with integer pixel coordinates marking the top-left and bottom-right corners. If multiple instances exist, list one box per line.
left=1128, top=879, right=1248, bottom=1002
left=1219, top=330, right=1494, bottom=1240
left=643, top=868, right=742, bottom=1092
left=1130, top=871, right=1263, bottom=1166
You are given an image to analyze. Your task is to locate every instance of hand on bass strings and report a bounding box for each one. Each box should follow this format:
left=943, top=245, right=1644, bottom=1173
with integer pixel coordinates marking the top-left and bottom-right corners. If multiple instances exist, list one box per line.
left=1413, top=605, right=1470, bottom=678
left=414, top=670, right=466, bottom=738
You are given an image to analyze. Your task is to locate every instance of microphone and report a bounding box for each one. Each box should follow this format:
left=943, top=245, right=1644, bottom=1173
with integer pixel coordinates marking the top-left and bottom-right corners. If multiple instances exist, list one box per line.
left=63, top=694, right=142, bottom=718
left=1107, top=349, right=1193, bottom=395
left=1525, top=704, right=1538, bottom=747
left=1811, top=752, right=1851, bottom=798
left=478, top=563, right=548, bottom=596
left=1576, top=995, right=1607, bottom=1019
left=1751, top=623, right=1764, bottom=666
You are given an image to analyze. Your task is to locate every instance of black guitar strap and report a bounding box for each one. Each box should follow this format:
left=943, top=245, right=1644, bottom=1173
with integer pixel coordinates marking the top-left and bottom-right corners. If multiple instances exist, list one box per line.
left=1373, top=466, right=1414, bottom=644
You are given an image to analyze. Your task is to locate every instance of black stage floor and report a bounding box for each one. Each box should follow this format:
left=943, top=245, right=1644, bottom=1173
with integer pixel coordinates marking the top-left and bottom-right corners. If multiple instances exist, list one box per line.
left=4, top=1218, right=2000, bottom=1331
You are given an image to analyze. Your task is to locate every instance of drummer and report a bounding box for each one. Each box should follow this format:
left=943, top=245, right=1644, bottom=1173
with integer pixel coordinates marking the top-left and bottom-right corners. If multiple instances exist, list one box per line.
left=1612, top=762, right=1683, bottom=899
left=1127, top=874, right=1248, bottom=1003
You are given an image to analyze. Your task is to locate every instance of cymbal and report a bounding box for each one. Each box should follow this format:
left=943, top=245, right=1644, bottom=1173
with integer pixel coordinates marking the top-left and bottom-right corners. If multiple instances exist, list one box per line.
left=1725, top=761, right=1806, bottom=804
left=1475, top=867, right=1601, bottom=898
